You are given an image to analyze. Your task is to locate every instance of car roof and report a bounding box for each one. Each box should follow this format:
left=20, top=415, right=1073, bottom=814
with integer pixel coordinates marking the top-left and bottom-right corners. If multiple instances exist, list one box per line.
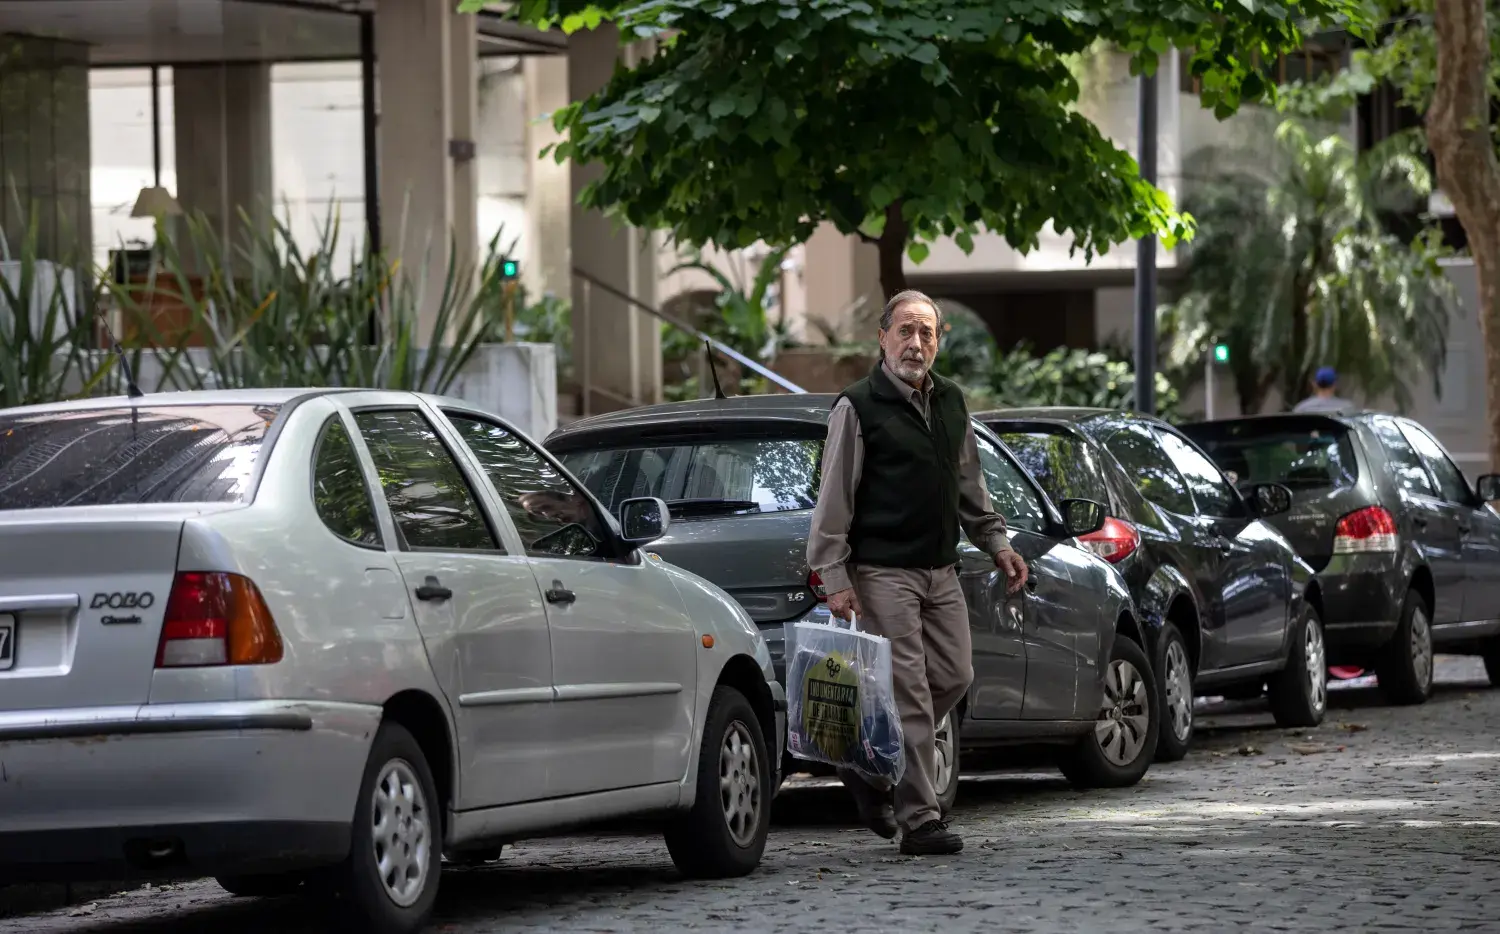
left=0, top=387, right=471, bottom=419
left=1178, top=411, right=1374, bottom=430
left=973, top=406, right=1170, bottom=431
left=548, top=393, right=840, bottom=444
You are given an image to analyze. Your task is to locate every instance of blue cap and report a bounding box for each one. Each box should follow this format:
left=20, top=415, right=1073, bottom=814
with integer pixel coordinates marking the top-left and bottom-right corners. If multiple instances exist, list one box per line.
left=1314, top=366, right=1337, bottom=388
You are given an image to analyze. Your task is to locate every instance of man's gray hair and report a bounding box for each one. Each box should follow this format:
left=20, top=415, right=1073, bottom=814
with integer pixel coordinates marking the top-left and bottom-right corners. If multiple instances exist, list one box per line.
left=880, top=288, right=945, bottom=334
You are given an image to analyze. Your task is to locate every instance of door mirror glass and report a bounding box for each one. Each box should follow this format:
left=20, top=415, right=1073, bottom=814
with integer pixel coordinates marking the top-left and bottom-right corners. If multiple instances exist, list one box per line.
left=1248, top=482, right=1293, bottom=517
left=1059, top=498, right=1107, bottom=538
left=1477, top=474, right=1500, bottom=503
left=618, top=496, right=671, bottom=545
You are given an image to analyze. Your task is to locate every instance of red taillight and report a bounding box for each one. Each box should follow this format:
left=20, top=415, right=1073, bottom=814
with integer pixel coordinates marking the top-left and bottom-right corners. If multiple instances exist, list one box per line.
left=1333, top=506, right=1398, bottom=554
left=807, top=569, right=828, bottom=602
left=1077, top=517, right=1141, bottom=564
left=155, top=571, right=284, bottom=668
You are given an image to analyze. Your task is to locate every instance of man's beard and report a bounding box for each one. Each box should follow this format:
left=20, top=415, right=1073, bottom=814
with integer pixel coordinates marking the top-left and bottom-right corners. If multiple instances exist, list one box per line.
left=892, top=352, right=930, bottom=383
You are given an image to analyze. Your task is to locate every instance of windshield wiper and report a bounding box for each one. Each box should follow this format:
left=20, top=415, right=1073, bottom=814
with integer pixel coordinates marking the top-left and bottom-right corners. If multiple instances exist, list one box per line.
left=665, top=497, right=761, bottom=515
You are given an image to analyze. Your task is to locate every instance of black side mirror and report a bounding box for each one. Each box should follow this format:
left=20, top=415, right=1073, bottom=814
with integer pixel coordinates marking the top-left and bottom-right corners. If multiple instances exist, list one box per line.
left=618, top=496, right=671, bottom=545
left=1248, top=482, right=1293, bottom=517
left=1059, top=498, right=1107, bottom=538
left=1477, top=474, right=1500, bottom=503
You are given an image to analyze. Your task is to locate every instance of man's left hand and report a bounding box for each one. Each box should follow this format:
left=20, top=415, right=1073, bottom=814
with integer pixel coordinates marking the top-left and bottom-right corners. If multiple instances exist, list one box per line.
left=996, top=550, right=1028, bottom=594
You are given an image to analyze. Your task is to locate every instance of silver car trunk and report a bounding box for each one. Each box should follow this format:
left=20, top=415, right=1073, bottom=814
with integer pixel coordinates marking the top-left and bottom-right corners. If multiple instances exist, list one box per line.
left=0, top=505, right=222, bottom=712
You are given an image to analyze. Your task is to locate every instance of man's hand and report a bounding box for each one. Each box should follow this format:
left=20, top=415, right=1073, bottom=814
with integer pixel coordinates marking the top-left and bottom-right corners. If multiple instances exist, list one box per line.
left=996, top=550, right=1029, bottom=594
left=827, top=587, right=863, bottom=623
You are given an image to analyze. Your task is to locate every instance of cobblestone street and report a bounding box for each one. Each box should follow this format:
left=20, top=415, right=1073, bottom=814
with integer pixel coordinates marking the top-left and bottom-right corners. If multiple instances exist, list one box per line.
left=5, top=658, right=1497, bottom=934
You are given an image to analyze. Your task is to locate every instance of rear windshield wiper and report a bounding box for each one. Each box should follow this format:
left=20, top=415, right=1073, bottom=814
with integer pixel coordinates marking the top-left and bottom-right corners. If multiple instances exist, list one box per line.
left=665, top=498, right=761, bottom=516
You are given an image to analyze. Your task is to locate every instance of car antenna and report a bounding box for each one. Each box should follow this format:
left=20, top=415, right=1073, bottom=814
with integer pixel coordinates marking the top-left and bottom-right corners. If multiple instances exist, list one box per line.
left=93, top=306, right=144, bottom=400
left=704, top=339, right=729, bottom=400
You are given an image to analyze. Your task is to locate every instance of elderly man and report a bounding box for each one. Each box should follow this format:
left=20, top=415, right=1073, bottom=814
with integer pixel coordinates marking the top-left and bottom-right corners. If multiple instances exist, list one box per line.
left=808, top=289, right=1027, bottom=856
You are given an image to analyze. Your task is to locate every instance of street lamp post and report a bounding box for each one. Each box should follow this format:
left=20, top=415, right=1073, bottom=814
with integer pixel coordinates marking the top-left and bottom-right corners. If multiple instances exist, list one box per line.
left=1133, top=71, right=1158, bottom=415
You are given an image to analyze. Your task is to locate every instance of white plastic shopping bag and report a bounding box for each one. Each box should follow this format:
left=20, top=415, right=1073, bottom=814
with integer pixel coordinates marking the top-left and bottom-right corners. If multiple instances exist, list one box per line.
left=783, top=614, right=905, bottom=785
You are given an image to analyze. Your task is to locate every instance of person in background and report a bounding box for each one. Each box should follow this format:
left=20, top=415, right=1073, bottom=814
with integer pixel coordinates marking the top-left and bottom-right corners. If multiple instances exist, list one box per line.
left=1293, top=367, right=1353, bottom=413
left=807, top=288, right=1028, bottom=857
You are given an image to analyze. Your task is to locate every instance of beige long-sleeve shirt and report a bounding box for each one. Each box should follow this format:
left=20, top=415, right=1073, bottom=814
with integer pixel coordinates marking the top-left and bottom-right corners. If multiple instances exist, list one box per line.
left=808, top=362, right=1013, bottom=594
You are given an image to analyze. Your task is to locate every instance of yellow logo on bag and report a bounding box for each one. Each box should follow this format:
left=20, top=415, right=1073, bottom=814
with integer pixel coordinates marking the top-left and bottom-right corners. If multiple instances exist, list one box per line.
left=801, top=649, right=860, bottom=761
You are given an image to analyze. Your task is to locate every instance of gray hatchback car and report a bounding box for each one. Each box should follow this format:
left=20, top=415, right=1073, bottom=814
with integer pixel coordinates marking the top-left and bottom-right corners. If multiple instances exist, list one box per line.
left=546, top=394, right=1162, bottom=804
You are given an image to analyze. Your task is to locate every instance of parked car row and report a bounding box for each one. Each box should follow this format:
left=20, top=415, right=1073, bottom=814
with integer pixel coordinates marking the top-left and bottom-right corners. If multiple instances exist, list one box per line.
left=4, top=386, right=1495, bottom=934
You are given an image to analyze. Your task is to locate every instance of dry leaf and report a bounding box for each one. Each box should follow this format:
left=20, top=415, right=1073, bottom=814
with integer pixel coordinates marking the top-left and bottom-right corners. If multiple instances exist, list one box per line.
left=1237, top=745, right=1264, bottom=756
left=1288, top=743, right=1325, bottom=755
left=1341, top=723, right=1369, bottom=733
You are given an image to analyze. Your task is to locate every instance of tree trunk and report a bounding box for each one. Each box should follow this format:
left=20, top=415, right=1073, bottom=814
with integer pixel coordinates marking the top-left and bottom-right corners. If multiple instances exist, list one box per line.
left=1429, top=0, right=1500, bottom=471
left=876, top=200, right=910, bottom=300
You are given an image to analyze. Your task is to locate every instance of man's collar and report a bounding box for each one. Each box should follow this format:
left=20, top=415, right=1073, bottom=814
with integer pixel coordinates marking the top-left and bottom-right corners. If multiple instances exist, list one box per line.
left=879, top=360, right=931, bottom=400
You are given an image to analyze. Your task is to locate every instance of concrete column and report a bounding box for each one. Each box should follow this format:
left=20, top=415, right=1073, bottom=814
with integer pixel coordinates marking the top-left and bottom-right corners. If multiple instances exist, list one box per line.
left=523, top=55, right=570, bottom=302
left=569, top=24, right=661, bottom=412
left=803, top=222, right=882, bottom=341
left=0, top=34, right=92, bottom=264
left=173, top=63, right=273, bottom=250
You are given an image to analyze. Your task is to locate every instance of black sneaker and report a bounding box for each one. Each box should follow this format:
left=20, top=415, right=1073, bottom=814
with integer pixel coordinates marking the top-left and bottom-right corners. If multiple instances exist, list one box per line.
left=900, top=819, right=963, bottom=856
left=844, top=778, right=899, bottom=840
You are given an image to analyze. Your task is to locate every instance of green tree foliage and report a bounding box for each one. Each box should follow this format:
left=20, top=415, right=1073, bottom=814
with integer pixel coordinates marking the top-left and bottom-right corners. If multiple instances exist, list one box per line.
left=1160, top=118, right=1456, bottom=414
left=469, top=0, right=1368, bottom=299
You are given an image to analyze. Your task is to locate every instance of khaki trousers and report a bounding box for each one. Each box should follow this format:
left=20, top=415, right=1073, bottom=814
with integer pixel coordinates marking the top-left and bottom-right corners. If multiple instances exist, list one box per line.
left=838, top=563, right=973, bottom=831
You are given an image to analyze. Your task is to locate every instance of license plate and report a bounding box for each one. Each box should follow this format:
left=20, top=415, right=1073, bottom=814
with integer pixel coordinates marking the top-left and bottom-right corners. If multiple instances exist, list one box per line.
left=0, top=614, right=13, bottom=671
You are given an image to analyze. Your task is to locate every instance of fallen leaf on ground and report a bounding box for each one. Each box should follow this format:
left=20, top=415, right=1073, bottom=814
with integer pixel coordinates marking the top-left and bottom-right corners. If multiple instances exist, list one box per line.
left=1288, top=743, right=1326, bottom=755
left=68, top=904, right=98, bottom=917
left=1237, top=745, right=1263, bottom=756
left=1341, top=723, right=1369, bottom=733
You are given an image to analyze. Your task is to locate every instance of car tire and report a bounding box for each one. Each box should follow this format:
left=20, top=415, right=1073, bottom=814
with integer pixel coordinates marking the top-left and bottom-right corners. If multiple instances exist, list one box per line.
left=1484, top=640, right=1500, bottom=687
left=215, top=872, right=307, bottom=898
left=1153, top=623, right=1194, bottom=763
left=335, top=721, right=442, bottom=934
left=664, top=685, right=771, bottom=880
left=934, top=712, right=960, bottom=818
left=1059, top=635, right=1158, bottom=789
left=1376, top=589, right=1434, bottom=706
left=1268, top=604, right=1329, bottom=727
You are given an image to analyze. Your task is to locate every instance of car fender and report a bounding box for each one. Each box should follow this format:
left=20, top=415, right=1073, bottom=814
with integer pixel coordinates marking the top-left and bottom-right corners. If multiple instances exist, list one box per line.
left=652, top=555, right=779, bottom=811
left=1135, top=562, right=1198, bottom=654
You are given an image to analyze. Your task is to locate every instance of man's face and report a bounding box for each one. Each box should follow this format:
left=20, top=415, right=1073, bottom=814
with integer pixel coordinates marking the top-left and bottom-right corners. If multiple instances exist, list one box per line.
left=879, top=301, right=940, bottom=385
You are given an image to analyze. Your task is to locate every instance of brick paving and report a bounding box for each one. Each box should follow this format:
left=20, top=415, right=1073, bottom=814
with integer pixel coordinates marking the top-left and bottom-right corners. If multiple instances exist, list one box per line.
left=5, top=657, right=1498, bottom=933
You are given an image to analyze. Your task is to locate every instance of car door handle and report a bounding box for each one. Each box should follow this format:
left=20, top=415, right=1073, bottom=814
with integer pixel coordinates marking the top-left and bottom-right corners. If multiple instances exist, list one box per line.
left=544, top=580, right=576, bottom=605
left=414, top=576, right=452, bottom=602
left=1412, top=514, right=1428, bottom=528
left=1459, top=522, right=1472, bottom=535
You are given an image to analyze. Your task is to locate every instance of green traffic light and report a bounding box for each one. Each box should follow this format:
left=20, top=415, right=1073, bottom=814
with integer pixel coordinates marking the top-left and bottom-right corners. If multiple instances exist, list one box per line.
left=1213, top=343, right=1230, bottom=364
left=502, top=259, right=519, bottom=279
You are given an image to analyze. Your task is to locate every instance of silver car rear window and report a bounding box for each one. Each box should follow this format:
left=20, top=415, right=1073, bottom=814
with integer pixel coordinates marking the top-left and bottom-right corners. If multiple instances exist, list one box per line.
left=557, top=438, right=821, bottom=519
left=0, top=404, right=279, bottom=510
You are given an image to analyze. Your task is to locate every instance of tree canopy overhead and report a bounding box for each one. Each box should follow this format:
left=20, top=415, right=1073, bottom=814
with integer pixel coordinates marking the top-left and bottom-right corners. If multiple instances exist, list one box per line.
left=471, top=0, right=1369, bottom=297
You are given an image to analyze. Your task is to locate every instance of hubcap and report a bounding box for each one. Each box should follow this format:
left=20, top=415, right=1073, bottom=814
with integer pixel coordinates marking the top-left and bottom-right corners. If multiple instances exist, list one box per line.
left=1305, top=617, right=1327, bottom=714
left=1094, top=658, right=1151, bottom=766
left=1411, top=606, right=1433, bottom=691
left=933, top=713, right=956, bottom=795
left=1164, top=641, right=1193, bottom=742
left=371, top=758, right=430, bottom=908
left=719, top=720, right=762, bottom=848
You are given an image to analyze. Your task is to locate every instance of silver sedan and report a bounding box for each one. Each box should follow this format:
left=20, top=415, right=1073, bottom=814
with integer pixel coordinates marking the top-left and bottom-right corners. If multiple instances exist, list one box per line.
left=0, top=389, right=786, bottom=934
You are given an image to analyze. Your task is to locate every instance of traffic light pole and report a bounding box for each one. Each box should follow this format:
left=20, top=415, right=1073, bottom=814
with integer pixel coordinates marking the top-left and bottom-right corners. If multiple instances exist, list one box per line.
left=1204, top=345, right=1215, bottom=421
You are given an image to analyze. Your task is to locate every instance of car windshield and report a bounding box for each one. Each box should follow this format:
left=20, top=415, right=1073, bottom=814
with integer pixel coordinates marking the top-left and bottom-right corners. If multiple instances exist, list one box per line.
left=556, top=437, right=821, bottom=518
left=0, top=404, right=279, bottom=510
left=990, top=425, right=1110, bottom=507
left=1181, top=419, right=1358, bottom=491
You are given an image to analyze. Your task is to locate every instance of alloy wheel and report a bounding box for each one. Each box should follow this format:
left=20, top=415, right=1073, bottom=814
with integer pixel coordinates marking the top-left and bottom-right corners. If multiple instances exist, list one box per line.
left=1164, top=641, right=1193, bottom=742
left=933, top=713, right=956, bottom=795
left=1095, top=659, right=1151, bottom=766
left=1411, top=605, right=1433, bottom=693
left=1305, top=618, right=1328, bottom=715
left=719, top=720, right=762, bottom=848
left=371, top=758, right=431, bottom=909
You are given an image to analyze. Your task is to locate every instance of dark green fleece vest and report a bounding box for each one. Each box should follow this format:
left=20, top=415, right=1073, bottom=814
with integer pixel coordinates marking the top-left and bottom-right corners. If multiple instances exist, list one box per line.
left=838, top=365, right=968, bottom=568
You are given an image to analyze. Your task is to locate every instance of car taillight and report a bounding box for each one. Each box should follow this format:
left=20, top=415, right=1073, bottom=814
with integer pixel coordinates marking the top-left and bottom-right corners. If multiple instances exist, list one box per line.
left=1077, top=517, right=1141, bottom=564
left=1333, top=506, right=1398, bottom=554
left=807, top=569, right=828, bottom=602
left=155, top=571, right=284, bottom=668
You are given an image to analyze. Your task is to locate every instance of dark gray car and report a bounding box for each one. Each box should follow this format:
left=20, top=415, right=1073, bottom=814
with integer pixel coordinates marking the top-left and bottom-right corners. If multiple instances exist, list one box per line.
left=1181, top=411, right=1500, bottom=703
left=545, top=394, right=1160, bottom=804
